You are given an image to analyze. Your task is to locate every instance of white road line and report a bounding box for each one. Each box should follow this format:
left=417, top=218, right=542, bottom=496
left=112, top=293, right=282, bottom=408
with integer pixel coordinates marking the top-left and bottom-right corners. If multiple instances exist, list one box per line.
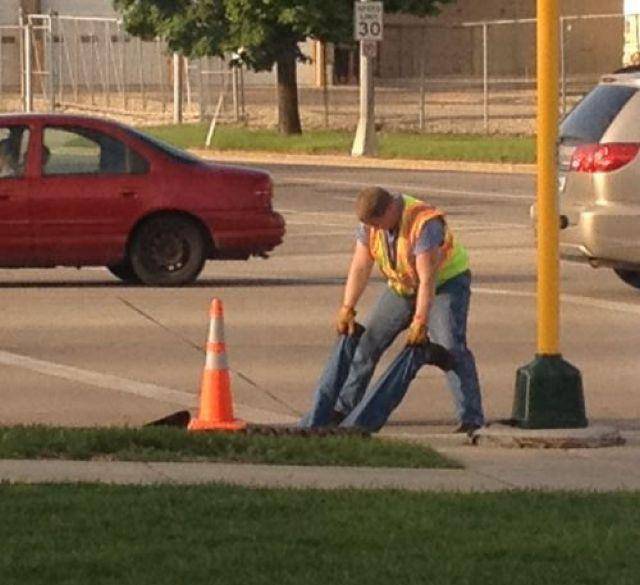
left=285, top=220, right=351, bottom=228
left=456, top=222, right=528, bottom=230
left=0, top=350, right=198, bottom=406
left=460, top=227, right=529, bottom=234
left=286, top=230, right=353, bottom=240
left=280, top=177, right=531, bottom=202
left=285, top=227, right=527, bottom=238
left=474, top=287, right=640, bottom=316
left=280, top=209, right=353, bottom=218
left=1, top=288, right=636, bottom=425
left=0, top=350, right=296, bottom=423
left=471, top=247, right=532, bottom=255
left=281, top=209, right=527, bottom=232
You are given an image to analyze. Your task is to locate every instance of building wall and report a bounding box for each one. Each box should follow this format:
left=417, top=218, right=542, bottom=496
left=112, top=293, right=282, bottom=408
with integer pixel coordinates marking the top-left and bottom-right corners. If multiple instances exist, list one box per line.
left=381, top=0, right=625, bottom=78
left=0, top=2, right=27, bottom=88
left=390, top=0, right=623, bottom=23
left=1, top=1, right=23, bottom=24
left=41, top=0, right=115, bottom=17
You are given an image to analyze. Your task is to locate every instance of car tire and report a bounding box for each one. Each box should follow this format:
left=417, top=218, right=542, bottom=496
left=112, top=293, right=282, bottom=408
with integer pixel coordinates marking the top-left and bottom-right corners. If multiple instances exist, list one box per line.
left=129, top=215, right=207, bottom=286
left=107, top=259, right=141, bottom=284
left=613, top=268, right=640, bottom=290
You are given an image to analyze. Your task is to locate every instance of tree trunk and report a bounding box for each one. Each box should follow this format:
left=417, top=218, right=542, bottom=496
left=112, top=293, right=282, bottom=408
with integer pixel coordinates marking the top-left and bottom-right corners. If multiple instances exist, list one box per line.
left=276, top=43, right=302, bottom=135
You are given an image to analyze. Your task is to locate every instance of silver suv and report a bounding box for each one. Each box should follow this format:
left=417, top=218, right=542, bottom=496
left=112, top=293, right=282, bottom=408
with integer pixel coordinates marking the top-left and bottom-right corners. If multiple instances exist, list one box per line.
left=557, top=70, right=640, bottom=289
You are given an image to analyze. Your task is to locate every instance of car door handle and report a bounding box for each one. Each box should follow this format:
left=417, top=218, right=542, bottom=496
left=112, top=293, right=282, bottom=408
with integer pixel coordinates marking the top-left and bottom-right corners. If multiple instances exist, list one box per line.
left=120, top=190, right=138, bottom=199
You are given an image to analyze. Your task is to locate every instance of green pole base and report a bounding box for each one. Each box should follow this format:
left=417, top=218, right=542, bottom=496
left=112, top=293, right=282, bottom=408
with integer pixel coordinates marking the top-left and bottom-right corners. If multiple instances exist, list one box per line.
left=512, top=354, right=588, bottom=429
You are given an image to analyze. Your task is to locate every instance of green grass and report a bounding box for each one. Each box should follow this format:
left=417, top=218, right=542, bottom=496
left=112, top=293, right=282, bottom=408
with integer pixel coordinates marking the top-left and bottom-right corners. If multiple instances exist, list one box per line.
left=1, top=485, right=639, bottom=585
left=142, top=123, right=536, bottom=164
left=378, top=131, right=535, bottom=163
left=0, top=425, right=457, bottom=468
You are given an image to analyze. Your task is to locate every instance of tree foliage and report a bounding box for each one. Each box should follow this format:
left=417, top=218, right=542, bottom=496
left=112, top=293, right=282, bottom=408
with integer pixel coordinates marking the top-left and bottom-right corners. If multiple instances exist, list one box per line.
left=114, top=0, right=452, bottom=70
left=113, top=0, right=453, bottom=133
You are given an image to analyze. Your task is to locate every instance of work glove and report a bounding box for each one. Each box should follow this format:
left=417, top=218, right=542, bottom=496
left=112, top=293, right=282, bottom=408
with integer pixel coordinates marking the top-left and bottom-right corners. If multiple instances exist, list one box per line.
left=406, top=320, right=456, bottom=372
left=336, top=305, right=358, bottom=336
left=406, top=320, right=428, bottom=346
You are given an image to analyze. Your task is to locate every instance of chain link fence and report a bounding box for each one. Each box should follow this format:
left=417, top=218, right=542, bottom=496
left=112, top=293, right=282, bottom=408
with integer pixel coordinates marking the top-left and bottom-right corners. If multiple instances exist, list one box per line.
left=368, top=13, right=625, bottom=134
left=0, top=10, right=632, bottom=135
left=0, top=12, right=244, bottom=126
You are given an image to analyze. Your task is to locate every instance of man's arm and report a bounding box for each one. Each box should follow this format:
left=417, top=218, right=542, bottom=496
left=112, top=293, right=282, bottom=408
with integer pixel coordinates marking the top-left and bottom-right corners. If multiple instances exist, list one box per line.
left=413, top=248, right=439, bottom=324
left=406, top=248, right=439, bottom=345
left=408, top=248, right=457, bottom=371
left=342, top=240, right=374, bottom=309
left=336, top=241, right=374, bottom=335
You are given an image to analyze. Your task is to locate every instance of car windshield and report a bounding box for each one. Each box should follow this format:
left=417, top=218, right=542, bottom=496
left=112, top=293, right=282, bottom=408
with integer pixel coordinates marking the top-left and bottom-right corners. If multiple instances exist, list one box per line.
left=560, top=85, right=637, bottom=144
left=124, top=127, right=201, bottom=164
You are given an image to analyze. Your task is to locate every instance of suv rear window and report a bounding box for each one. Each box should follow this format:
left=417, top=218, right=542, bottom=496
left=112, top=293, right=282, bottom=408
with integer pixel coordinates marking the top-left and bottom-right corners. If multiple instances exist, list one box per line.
left=560, top=85, right=637, bottom=144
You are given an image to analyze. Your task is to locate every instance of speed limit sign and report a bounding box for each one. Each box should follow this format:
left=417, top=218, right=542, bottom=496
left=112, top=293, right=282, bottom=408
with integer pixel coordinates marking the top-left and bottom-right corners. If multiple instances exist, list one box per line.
left=354, top=1, right=384, bottom=41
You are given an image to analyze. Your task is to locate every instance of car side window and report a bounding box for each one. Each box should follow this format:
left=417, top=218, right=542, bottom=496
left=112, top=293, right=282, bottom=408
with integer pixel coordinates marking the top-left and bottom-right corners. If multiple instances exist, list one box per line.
left=0, top=126, right=30, bottom=179
left=42, top=127, right=149, bottom=176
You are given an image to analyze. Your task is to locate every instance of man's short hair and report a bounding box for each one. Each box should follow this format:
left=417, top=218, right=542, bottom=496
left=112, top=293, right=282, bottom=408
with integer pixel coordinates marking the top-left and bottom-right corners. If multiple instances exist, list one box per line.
left=356, top=187, right=393, bottom=222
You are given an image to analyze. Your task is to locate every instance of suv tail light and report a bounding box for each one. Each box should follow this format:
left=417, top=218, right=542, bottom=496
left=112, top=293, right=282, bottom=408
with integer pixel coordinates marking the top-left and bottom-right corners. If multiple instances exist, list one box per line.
left=570, top=143, right=640, bottom=173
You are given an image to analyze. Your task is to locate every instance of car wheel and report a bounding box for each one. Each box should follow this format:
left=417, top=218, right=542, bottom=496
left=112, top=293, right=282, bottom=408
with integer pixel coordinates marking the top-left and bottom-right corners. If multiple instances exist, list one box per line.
left=613, top=268, right=640, bottom=290
left=129, top=215, right=207, bottom=286
left=107, top=259, right=141, bottom=284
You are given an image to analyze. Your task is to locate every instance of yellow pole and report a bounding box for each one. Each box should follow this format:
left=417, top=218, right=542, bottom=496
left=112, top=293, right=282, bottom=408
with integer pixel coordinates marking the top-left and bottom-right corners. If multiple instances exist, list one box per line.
left=536, top=0, right=560, bottom=355
left=511, top=0, right=586, bottom=429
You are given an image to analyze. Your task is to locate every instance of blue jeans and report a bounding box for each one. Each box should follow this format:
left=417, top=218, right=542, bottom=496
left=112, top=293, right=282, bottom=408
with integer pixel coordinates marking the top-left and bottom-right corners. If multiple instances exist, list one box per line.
left=298, top=331, right=363, bottom=428
left=300, top=271, right=484, bottom=430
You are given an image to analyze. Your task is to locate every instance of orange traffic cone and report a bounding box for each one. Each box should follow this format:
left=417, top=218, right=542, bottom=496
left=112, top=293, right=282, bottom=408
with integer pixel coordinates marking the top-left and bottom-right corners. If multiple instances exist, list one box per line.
left=188, top=298, right=246, bottom=432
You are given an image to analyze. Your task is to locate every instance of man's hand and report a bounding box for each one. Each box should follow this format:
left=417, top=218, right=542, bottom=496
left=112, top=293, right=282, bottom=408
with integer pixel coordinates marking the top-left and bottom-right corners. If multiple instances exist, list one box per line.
left=336, top=305, right=357, bottom=336
left=406, top=319, right=428, bottom=346
left=406, top=322, right=456, bottom=371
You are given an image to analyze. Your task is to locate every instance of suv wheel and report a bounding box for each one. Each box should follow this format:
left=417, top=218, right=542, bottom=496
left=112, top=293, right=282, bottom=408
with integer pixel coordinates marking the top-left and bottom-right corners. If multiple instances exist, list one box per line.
left=614, top=268, right=640, bottom=290
left=129, top=216, right=207, bottom=286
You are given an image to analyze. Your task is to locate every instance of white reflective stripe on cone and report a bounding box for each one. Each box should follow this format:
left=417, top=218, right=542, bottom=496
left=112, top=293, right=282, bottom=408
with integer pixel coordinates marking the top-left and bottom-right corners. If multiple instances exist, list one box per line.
left=205, top=346, right=229, bottom=370
left=208, top=318, right=225, bottom=343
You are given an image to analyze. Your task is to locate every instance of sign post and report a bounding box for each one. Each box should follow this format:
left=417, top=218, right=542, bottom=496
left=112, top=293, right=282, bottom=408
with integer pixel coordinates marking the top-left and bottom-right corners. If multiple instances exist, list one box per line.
left=511, top=0, right=587, bottom=429
left=351, top=1, right=383, bottom=157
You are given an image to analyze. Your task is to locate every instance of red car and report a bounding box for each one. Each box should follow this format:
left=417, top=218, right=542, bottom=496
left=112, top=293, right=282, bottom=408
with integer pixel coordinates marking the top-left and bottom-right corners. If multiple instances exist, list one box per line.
left=0, top=114, right=285, bottom=285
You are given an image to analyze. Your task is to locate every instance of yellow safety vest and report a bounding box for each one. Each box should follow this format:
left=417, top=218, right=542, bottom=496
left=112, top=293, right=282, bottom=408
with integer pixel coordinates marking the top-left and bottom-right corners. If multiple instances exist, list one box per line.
left=369, top=194, right=469, bottom=296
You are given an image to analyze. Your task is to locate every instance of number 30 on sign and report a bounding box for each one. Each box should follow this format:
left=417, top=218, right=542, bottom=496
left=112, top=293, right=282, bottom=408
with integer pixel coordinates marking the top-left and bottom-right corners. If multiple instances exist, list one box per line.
left=354, top=1, right=384, bottom=41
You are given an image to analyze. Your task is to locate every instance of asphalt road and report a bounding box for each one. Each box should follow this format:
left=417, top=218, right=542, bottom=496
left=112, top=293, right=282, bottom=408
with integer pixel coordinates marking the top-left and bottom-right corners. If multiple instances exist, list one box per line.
left=2, top=163, right=639, bottom=431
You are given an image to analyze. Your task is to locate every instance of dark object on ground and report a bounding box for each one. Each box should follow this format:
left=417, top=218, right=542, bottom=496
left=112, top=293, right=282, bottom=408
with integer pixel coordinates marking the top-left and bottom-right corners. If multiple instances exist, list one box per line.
left=491, top=418, right=518, bottom=427
left=453, top=422, right=482, bottom=436
left=145, top=410, right=191, bottom=428
left=329, top=410, right=346, bottom=426
left=341, top=346, right=436, bottom=432
left=424, top=341, right=456, bottom=372
left=245, top=424, right=370, bottom=438
left=301, top=332, right=458, bottom=433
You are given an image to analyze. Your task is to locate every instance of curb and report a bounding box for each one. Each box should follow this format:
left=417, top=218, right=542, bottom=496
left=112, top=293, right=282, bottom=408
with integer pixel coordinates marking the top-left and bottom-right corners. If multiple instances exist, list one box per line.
left=474, top=424, right=625, bottom=449
left=190, top=149, right=536, bottom=176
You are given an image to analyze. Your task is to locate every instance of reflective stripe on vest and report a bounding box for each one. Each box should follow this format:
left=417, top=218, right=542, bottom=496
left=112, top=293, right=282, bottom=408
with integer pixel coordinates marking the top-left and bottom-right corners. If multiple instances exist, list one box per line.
left=369, top=194, right=469, bottom=296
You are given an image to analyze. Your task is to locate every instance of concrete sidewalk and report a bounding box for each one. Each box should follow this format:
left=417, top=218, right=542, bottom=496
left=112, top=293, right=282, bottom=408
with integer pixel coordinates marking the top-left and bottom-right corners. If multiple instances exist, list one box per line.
left=2, top=429, right=639, bottom=492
